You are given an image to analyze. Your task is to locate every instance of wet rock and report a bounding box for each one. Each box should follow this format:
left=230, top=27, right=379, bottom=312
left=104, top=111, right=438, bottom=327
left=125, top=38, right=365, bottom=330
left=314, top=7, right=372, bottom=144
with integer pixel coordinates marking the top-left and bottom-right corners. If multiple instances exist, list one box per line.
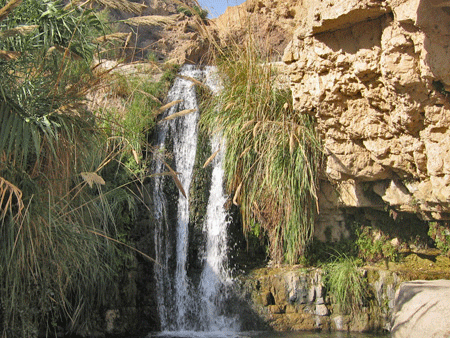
left=333, top=315, right=346, bottom=331
left=262, top=291, right=276, bottom=306
left=105, top=309, right=120, bottom=334
left=237, top=266, right=402, bottom=332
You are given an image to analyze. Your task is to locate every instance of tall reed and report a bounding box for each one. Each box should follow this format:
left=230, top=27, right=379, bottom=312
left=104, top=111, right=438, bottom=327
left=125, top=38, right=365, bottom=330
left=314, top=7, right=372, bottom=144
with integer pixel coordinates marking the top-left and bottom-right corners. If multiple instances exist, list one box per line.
left=201, top=36, right=323, bottom=264
left=0, top=0, right=159, bottom=334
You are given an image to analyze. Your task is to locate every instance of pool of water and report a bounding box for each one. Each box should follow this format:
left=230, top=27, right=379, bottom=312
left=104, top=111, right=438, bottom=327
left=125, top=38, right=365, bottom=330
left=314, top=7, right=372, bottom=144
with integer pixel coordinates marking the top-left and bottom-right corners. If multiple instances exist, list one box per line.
left=147, top=331, right=390, bottom=338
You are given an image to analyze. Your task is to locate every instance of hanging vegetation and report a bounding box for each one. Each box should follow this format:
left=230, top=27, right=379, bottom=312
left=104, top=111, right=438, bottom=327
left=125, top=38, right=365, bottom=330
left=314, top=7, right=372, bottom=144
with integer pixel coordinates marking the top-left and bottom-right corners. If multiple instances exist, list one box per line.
left=0, top=0, right=176, bottom=335
left=201, top=38, right=323, bottom=264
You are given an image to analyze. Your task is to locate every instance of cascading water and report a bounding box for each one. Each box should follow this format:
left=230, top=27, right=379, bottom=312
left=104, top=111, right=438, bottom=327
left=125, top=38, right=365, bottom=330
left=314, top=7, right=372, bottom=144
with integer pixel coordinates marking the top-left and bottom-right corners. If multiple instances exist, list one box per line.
left=152, top=65, right=238, bottom=334
left=197, top=133, right=239, bottom=332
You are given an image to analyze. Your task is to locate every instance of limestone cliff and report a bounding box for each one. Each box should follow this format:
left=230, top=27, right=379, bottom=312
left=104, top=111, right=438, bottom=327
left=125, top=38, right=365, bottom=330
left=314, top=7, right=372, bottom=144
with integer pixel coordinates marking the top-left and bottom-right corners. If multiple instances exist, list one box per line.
left=282, top=0, right=450, bottom=228
left=212, top=0, right=299, bottom=58
left=215, top=0, right=450, bottom=242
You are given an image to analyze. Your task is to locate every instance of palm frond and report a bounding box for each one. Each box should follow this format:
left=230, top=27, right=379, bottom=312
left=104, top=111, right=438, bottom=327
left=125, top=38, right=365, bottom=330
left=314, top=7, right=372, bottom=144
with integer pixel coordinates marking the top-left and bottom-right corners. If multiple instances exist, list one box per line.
left=0, top=177, right=24, bottom=221
left=0, top=101, right=38, bottom=168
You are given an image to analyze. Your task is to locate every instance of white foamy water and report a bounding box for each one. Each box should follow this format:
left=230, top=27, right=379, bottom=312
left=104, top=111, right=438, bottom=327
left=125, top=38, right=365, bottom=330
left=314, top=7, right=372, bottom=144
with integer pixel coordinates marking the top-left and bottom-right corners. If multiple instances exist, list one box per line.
left=153, top=66, right=238, bottom=332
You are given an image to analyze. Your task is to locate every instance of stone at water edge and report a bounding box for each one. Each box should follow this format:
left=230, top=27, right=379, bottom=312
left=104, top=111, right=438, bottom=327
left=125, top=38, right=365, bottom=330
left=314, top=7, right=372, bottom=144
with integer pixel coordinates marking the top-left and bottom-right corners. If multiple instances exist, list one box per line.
left=391, top=279, right=450, bottom=338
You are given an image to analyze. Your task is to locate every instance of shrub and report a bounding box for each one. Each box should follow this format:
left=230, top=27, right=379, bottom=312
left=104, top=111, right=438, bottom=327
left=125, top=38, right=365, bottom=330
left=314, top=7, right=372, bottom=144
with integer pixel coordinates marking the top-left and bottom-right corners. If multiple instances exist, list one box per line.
left=177, top=5, right=208, bottom=20
left=428, top=222, right=450, bottom=255
left=0, top=0, right=167, bottom=334
left=356, top=225, right=399, bottom=262
left=325, top=256, right=368, bottom=315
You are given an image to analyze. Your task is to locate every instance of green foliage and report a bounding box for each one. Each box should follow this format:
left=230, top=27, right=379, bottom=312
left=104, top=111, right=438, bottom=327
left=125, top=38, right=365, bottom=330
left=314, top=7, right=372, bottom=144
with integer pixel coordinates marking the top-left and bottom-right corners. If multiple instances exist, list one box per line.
left=428, top=222, right=450, bottom=255
left=0, top=0, right=103, bottom=58
left=147, top=51, right=158, bottom=63
left=324, top=256, right=368, bottom=315
left=304, top=204, right=432, bottom=266
left=201, top=39, right=322, bottom=264
left=304, top=238, right=358, bottom=266
left=0, top=0, right=154, bottom=335
left=162, top=63, right=181, bottom=83
left=305, top=217, right=404, bottom=266
left=98, top=63, right=179, bottom=157
left=0, top=185, right=121, bottom=336
left=355, top=225, right=399, bottom=262
left=177, top=5, right=208, bottom=20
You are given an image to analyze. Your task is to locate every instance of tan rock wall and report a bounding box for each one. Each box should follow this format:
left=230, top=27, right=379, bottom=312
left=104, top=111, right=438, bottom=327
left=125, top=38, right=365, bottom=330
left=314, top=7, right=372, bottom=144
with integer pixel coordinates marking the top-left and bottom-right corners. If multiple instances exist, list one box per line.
left=284, top=0, right=450, bottom=221
left=212, top=0, right=299, bottom=58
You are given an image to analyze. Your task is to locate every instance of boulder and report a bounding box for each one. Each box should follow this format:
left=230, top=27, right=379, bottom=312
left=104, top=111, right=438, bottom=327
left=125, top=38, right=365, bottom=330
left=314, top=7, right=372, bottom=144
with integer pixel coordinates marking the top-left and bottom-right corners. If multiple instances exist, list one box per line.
left=392, top=280, right=450, bottom=338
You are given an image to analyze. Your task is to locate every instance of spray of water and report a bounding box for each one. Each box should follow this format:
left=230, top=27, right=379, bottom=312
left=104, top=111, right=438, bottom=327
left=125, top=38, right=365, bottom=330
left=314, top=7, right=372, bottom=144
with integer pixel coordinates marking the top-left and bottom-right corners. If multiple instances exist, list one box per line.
left=153, top=66, right=238, bottom=333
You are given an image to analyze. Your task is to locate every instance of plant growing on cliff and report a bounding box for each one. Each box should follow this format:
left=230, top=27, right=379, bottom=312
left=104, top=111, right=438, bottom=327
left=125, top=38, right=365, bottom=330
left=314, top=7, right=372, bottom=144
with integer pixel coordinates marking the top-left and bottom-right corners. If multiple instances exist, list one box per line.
left=428, top=221, right=450, bottom=255
left=325, top=256, right=368, bottom=315
left=355, top=225, right=399, bottom=262
left=201, top=37, right=322, bottom=264
left=177, top=5, right=208, bottom=20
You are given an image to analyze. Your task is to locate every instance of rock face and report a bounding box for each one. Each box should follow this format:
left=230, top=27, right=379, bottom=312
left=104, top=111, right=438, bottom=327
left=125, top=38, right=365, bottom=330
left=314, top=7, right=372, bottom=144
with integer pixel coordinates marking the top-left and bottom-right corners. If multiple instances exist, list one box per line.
left=283, top=0, right=450, bottom=224
left=238, top=266, right=401, bottom=332
left=391, top=280, right=450, bottom=338
left=213, top=0, right=299, bottom=58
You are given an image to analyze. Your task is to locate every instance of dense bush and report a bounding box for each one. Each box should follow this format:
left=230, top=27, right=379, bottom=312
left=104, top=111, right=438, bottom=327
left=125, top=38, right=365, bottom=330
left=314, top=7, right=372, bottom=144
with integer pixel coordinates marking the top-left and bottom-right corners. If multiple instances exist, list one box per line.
left=0, top=0, right=173, bottom=335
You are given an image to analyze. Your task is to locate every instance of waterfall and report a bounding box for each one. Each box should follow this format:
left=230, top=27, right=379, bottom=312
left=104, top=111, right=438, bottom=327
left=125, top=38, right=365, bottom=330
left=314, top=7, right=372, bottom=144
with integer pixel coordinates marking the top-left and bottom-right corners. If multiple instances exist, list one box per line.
left=152, top=65, right=238, bottom=333
left=198, top=133, right=239, bottom=332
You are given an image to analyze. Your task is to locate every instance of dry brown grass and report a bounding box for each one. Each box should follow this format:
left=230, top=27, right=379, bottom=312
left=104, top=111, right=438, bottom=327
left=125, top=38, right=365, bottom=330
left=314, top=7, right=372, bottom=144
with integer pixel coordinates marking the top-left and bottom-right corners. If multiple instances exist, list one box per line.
left=0, top=0, right=22, bottom=22
left=0, top=177, right=24, bottom=221
left=0, top=50, right=20, bottom=60
left=160, top=108, right=197, bottom=122
left=0, top=25, right=38, bottom=39
left=94, top=32, right=130, bottom=43
left=123, top=15, right=177, bottom=27
left=94, top=0, right=146, bottom=14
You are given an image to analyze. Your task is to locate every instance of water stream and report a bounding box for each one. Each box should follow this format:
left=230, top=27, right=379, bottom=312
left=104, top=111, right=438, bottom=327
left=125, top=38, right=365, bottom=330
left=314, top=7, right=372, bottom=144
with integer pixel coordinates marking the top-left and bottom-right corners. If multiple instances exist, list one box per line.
left=152, top=65, right=237, bottom=333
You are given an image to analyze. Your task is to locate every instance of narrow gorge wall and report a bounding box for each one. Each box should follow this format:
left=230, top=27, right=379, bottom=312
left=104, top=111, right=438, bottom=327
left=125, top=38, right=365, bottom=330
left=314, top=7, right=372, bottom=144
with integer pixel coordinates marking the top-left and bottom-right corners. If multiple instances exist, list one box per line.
left=283, top=0, right=450, bottom=233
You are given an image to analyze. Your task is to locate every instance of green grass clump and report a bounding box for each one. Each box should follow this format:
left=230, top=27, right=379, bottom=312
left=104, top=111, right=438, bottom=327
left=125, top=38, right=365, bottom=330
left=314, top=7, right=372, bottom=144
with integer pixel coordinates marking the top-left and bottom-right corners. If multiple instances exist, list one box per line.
left=325, top=256, right=368, bottom=315
left=201, top=39, right=322, bottom=264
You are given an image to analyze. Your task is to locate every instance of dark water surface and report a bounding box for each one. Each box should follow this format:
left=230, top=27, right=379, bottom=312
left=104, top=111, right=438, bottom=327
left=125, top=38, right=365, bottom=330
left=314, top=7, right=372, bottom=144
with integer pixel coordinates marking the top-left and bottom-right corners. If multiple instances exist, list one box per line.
left=147, top=331, right=390, bottom=338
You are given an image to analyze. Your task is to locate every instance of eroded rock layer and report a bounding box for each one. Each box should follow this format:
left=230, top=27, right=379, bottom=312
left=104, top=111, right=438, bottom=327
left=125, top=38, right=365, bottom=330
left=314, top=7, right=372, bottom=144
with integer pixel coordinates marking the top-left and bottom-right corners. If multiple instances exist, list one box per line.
left=283, top=0, right=450, bottom=222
